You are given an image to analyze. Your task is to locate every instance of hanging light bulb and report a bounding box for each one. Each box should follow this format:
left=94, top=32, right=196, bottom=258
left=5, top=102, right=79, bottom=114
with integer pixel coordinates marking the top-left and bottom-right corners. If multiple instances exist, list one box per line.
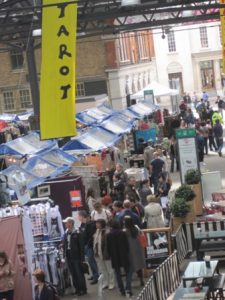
left=121, top=0, right=141, bottom=7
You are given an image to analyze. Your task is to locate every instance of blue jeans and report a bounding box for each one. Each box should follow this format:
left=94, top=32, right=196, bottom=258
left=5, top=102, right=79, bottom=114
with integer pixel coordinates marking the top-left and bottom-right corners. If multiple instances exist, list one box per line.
left=216, top=137, right=223, bottom=154
left=114, top=266, right=133, bottom=293
left=85, top=245, right=99, bottom=280
left=67, top=259, right=87, bottom=292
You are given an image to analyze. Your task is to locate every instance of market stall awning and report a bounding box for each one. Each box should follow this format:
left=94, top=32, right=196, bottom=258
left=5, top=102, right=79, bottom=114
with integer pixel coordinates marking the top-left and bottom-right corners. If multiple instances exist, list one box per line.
left=131, top=80, right=179, bottom=99
left=85, top=105, right=115, bottom=122
left=119, top=109, right=140, bottom=120
left=0, top=132, right=57, bottom=156
left=16, top=111, right=34, bottom=121
left=128, top=101, right=157, bottom=117
left=100, top=114, right=134, bottom=135
left=0, top=113, right=19, bottom=122
left=2, top=165, right=45, bottom=190
left=76, top=111, right=98, bottom=126
left=63, top=127, right=121, bottom=152
left=40, top=149, right=78, bottom=166
left=22, top=156, right=71, bottom=179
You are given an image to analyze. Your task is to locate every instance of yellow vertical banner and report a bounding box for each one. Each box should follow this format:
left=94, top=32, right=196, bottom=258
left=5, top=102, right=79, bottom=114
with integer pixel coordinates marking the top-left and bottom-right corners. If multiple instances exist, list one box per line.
left=40, top=0, right=77, bottom=139
left=220, top=0, right=225, bottom=73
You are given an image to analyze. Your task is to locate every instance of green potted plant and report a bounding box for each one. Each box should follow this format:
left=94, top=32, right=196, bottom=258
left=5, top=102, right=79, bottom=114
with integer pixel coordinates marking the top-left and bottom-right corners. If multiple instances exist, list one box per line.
left=175, top=184, right=196, bottom=202
left=170, top=197, right=194, bottom=232
left=185, top=169, right=203, bottom=216
left=185, top=169, right=201, bottom=184
left=170, top=197, right=190, bottom=218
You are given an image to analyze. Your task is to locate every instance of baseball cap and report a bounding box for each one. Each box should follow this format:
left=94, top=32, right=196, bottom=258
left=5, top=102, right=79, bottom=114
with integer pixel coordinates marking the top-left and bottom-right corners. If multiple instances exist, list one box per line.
left=62, top=217, right=74, bottom=223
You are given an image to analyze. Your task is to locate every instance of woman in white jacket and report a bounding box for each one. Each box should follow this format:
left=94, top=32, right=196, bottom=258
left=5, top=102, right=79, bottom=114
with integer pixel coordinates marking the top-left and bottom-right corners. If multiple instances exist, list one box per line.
left=144, top=195, right=165, bottom=229
left=93, top=219, right=114, bottom=290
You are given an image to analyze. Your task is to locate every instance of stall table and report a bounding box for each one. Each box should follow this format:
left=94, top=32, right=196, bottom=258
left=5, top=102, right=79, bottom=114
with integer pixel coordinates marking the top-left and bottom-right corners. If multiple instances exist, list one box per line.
left=173, top=287, right=208, bottom=300
left=182, top=261, right=218, bottom=298
left=194, top=230, right=225, bottom=260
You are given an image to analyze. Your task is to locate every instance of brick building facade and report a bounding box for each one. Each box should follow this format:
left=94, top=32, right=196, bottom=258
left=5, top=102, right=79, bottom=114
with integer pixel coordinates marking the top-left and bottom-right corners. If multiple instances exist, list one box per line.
left=0, top=29, right=156, bottom=113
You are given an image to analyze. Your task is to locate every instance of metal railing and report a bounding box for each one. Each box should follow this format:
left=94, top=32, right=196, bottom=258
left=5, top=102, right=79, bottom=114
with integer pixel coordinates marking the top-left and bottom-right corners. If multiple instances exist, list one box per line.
left=171, top=224, right=189, bottom=264
left=136, top=251, right=180, bottom=300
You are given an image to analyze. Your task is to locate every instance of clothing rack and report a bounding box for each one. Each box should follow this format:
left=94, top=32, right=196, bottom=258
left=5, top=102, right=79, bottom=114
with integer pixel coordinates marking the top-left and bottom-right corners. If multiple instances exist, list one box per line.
left=34, top=239, right=62, bottom=244
left=25, top=197, right=54, bottom=206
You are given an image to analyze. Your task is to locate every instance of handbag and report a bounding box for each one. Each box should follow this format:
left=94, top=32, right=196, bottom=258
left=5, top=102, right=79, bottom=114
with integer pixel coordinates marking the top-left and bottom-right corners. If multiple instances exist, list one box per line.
left=81, top=262, right=90, bottom=275
left=138, top=231, right=148, bottom=248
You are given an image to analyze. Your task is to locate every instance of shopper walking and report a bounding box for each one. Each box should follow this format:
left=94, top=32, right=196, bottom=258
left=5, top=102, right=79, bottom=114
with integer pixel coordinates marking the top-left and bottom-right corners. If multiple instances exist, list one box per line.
left=200, top=122, right=209, bottom=155
left=62, top=217, right=87, bottom=296
left=78, top=210, right=99, bottom=285
left=91, top=202, right=112, bottom=223
left=124, top=176, right=140, bottom=202
left=169, top=136, right=179, bottom=173
left=93, top=219, right=115, bottom=290
left=138, top=179, right=152, bottom=207
left=150, top=152, right=165, bottom=194
left=33, top=269, right=55, bottom=300
left=107, top=220, right=130, bottom=297
left=0, top=251, right=15, bottom=300
left=207, top=120, right=217, bottom=151
left=86, top=188, right=98, bottom=213
left=144, top=195, right=165, bottom=229
left=123, top=216, right=145, bottom=289
left=214, top=119, right=224, bottom=157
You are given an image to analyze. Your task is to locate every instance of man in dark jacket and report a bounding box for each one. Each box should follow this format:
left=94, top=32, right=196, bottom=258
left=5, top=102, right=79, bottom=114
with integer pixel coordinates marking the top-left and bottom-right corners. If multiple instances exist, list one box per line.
left=107, top=220, right=131, bottom=296
left=63, top=217, right=87, bottom=296
left=78, top=210, right=99, bottom=284
left=117, top=200, right=142, bottom=228
left=124, top=176, right=140, bottom=202
left=196, top=130, right=205, bottom=162
left=214, top=119, right=224, bottom=157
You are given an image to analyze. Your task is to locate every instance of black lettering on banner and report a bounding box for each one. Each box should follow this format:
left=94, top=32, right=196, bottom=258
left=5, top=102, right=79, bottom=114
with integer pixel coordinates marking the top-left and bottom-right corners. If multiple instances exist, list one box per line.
left=61, top=84, right=71, bottom=99
left=59, top=44, right=72, bottom=59
left=57, top=3, right=68, bottom=18
left=60, top=66, right=69, bottom=76
left=57, top=25, right=69, bottom=37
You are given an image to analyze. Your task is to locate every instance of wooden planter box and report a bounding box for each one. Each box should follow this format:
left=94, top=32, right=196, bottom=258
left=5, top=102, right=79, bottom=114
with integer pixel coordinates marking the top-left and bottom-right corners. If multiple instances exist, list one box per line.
left=172, top=200, right=196, bottom=232
left=191, top=183, right=203, bottom=216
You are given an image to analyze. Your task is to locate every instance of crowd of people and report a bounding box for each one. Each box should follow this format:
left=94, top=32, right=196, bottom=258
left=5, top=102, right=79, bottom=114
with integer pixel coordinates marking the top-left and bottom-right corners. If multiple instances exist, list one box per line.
left=61, top=150, right=172, bottom=298
left=1, top=92, right=224, bottom=300
left=178, top=92, right=224, bottom=160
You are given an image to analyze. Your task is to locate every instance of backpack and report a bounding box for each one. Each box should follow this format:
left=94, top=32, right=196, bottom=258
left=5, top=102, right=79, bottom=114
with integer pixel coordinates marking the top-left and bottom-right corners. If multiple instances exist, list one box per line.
left=46, top=282, right=60, bottom=300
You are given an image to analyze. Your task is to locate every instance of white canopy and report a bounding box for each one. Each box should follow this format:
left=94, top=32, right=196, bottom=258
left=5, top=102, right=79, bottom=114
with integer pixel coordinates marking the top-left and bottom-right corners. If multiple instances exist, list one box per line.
left=131, top=81, right=179, bottom=99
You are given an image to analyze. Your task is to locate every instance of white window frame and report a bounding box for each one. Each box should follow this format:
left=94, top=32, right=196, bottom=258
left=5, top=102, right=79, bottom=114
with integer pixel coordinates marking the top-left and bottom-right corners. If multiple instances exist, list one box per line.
left=20, top=89, right=31, bottom=109
left=200, top=27, right=208, bottom=48
left=76, top=82, right=85, bottom=97
left=167, top=31, right=176, bottom=53
left=137, top=32, right=149, bottom=60
left=3, top=91, right=15, bottom=111
left=118, top=33, right=130, bottom=63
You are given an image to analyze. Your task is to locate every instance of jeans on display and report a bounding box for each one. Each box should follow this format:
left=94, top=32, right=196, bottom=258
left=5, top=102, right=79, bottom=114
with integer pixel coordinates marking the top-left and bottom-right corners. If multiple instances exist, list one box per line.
left=67, top=258, right=87, bottom=293
left=85, top=245, right=99, bottom=281
left=114, top=266, right=133, bottom=293
left=0, top=290, right=14, bottom=300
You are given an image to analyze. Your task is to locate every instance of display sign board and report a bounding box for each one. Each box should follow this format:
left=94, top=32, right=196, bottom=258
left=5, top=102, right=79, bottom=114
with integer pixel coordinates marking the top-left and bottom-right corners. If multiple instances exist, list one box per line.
left=70, top=190, right=82, bottom=208
left=144, top=90, right=154, bottom=104
left=176, top=128, right=199, bottom=184
left=40, top=0, right=77, bottom=139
